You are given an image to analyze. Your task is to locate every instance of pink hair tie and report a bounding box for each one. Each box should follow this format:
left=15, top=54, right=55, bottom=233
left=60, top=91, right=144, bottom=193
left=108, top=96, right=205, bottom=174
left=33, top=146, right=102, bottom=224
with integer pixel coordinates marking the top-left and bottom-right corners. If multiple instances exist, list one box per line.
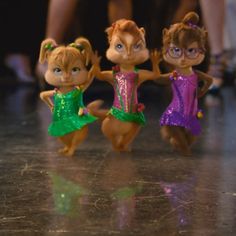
left=187, top=21, right=198, bottom=29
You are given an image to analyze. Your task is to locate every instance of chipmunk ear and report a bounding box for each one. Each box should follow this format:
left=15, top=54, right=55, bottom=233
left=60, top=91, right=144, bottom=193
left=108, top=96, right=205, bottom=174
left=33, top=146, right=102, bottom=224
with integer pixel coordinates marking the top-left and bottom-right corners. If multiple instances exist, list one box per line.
left=182, top=11, right=199, bottom=25
left=105, top=25, right=115, bottom=42
left=162, top=28, right=168, bottom=37
left=139, top=27, right=146, bottom=36
left=39, top=38, right=57, bottom=64
left=73, top=37, right=92, bottom=66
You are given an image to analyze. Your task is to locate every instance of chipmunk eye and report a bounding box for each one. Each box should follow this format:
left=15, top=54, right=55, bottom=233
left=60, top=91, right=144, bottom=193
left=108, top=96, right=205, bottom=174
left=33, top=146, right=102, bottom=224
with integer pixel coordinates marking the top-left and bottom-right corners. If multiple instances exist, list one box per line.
left=115, top=43, right=124, bottom=52
left=185, top=48, right=200, bottom=59
left=71, top=67, right=80, bottom=75
left=53, top=67, right=62, bottom=76
left=167, top=47, right=182, bottom=58
left=133, top=43, right=142, bottom=52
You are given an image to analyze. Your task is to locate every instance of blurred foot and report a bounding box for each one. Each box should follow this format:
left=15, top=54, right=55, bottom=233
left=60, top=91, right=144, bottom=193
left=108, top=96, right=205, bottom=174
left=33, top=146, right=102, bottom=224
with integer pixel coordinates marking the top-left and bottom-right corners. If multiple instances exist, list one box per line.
left=208, top=52, right=226, bottom=94
left=223, top=50, right=236, bottom=86
left=204, top=93, right=222, bottom=107
left=4, top=54, right=35, bottom=83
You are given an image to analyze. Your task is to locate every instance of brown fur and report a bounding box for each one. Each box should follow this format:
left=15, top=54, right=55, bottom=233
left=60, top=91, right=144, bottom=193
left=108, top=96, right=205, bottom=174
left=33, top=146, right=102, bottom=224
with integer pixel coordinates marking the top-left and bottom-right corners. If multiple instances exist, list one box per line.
left=91, top=19, right=161, bottom=152
left=158, top=12, right=212, bottom=156
left=87, top=100, right=108, bottom=120
left=161, top=126, right=194, bottom=156
left=39, top=37, right=92, bottom=66
left=87, top=100, right=141, bottom=152
left=39, top=37, right=96, bottom=157
left=58, top=126, right=88, bottom=156
left=162, top=12, right=207, bottom=54
left=102, top=116, right=141, bottom=152
left=105, top=19, right=145, bottom=43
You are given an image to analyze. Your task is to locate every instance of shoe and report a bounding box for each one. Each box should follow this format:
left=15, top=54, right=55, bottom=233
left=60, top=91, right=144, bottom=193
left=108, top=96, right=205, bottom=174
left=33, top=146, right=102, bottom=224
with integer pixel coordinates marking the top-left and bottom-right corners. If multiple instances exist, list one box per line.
left=207, top=52, right=226, bottom=94
left=4, top=54, right=35, bottom=84
left=223, top=50, right=236, bottom=86
left=205, top=92, right=223, bottom=107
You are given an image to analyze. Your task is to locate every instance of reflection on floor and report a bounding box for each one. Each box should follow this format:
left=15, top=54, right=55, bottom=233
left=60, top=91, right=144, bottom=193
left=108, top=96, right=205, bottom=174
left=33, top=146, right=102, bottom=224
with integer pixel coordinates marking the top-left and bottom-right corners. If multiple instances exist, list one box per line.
left=0, top=82, right=236, bottom=235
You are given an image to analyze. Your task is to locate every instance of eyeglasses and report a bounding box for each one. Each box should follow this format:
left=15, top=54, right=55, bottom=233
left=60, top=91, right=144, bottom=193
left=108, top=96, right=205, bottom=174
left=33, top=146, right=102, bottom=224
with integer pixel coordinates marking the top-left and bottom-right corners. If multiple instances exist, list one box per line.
left=166, top=46, right=204, bottom=59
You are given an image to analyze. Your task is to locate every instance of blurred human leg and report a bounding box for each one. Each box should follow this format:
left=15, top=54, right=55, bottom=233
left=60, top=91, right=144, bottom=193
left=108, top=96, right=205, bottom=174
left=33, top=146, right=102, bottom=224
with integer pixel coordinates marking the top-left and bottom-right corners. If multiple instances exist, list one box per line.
left=200, top=0, right=226, bottom=91
left=36, top=0, right=78, bottom=88
left=46, top=0, right=78, bottom=43
left=172, top=0, right=198, bottom=23
left=108, top=0, right=132, bottom=24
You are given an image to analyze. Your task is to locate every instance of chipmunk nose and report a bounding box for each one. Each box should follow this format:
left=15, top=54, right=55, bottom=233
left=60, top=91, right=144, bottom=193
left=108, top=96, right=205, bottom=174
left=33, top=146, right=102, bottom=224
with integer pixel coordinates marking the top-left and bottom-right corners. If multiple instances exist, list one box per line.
left=61, top=73, right=70, bottom=82
left=124, top=50, right=132, bottom=60
left=127, top=47, right=132, bottom=57
left=179, top=54, right=186, bottom=63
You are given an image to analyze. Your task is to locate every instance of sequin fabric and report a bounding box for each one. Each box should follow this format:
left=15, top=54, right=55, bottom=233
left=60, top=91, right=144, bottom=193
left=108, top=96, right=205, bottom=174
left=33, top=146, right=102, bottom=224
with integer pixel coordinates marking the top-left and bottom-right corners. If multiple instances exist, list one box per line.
left=160, top=72, right=201, bottom=135
left=110, top=69, right=146, bottom=125
left=48, top=89, right=97, bottom=137
left=110, top=106, right=146, bottom=125
left=113, top=71, right=138, bottom=113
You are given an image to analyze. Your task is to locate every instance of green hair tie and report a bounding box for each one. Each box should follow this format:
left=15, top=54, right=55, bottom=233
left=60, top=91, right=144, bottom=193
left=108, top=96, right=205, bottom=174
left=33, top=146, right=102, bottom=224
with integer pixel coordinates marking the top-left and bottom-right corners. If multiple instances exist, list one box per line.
left=69, top=43, right=84, bottom=51
left=44, top=43, right=56, bottom=51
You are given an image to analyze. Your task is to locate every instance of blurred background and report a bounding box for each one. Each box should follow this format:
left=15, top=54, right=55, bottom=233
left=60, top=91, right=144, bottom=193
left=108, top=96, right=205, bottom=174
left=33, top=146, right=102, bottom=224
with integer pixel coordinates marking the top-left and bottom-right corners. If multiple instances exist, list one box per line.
left=0, top=0, right=235, bottom=88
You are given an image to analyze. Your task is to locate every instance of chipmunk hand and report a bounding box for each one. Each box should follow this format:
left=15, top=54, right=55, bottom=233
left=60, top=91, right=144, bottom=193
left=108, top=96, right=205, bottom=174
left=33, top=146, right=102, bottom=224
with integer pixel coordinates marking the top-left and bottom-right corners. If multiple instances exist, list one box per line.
left=150, top=49, right=161, bottom=65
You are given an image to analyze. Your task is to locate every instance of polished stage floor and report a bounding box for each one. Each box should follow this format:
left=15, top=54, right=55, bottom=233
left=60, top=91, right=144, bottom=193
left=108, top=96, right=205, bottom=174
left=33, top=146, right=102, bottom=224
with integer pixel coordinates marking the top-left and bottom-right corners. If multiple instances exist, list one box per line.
left=0, top=81, right=236, bottom=235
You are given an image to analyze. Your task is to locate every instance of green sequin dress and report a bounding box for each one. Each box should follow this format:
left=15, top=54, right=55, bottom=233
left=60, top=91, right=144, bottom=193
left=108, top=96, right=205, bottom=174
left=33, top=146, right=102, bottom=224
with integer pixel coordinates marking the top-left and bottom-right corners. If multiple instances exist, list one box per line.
left=48, top=88, right=97, bottom=137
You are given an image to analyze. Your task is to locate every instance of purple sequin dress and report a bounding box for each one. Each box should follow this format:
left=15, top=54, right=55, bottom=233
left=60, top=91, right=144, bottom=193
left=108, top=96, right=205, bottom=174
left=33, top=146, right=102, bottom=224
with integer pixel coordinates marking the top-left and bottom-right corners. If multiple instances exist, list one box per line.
left=160, top=71, right=201, bottom=135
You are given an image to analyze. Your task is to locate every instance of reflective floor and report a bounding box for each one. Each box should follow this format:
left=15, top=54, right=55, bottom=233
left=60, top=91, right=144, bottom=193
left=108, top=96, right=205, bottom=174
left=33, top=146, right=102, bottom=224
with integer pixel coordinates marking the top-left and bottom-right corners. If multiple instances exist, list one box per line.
left=0, top=81, right=236, bottom=235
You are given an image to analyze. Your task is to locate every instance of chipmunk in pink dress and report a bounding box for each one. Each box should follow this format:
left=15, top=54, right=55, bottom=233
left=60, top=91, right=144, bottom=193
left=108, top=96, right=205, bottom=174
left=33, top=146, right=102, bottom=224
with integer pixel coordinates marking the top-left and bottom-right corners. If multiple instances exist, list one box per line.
left=91, top=19, right=161, bottom=152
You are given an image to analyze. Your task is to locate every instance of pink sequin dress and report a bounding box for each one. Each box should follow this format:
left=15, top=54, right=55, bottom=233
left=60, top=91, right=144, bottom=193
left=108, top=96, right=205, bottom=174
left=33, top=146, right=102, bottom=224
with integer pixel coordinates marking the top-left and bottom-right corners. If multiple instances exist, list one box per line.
left=109, top=67, right=145, bottom=125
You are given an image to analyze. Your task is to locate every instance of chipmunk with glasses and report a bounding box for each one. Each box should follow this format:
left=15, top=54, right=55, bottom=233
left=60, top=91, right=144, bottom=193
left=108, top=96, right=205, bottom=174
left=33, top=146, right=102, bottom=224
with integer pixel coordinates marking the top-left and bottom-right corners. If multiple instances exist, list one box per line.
left=155, top=12, right=213, bottom=156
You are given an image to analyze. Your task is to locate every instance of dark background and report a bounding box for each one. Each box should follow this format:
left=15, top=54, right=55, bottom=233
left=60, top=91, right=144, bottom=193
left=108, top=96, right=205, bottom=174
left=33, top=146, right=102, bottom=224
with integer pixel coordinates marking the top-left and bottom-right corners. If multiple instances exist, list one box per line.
left=0, top=0, right=204, bottom=77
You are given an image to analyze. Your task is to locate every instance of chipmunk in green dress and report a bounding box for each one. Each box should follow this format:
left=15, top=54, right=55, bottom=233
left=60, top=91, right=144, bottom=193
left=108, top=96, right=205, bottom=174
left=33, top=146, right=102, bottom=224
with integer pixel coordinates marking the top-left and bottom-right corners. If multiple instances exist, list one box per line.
left=39, top=37, right=97, bottom=156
